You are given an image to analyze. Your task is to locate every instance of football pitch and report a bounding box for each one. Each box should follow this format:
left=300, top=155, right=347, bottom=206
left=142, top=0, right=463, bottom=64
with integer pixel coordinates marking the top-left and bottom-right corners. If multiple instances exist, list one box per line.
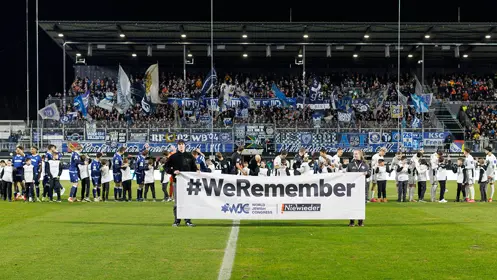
left=1, top=181, right=496, bottom=280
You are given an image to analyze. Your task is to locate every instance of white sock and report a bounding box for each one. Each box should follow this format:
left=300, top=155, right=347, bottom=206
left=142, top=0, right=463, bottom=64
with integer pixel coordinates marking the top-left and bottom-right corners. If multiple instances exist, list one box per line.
left=490, top=184, right=495, bottom=199
left=465, top=186, right=470, bottom=199
left=470, top=186, right=475, bottom=200
left=409, top=187, right=414, bottom=201
left=431, top=185, right=438, bottom=201
left=371, top=190, right=375, bottom=199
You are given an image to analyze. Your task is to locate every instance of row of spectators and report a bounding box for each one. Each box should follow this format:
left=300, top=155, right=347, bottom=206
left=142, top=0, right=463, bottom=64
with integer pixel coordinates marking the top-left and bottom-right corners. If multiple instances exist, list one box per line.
left=44, top=72, right=497, bottom=129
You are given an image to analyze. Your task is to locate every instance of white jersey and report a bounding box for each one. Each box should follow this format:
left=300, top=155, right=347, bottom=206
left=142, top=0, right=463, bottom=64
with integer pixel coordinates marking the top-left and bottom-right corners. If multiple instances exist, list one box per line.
left=78, top=164, right=89, bottom=179
left=436, top=165, right=447, bottom=181
left=485, top=154, right=497, bottom=177
left=48, top=160, right=60, bottom=178
left=23, top=165, right=34, bottom=183
left=298, top=162, right=312, bottom=175
left=2, top=166, right=13, bottom=182
left=375, top=166, right=389, bottom=181
left=430, top=153, right=439, bottom=170
left=396, top=162, right=409, bottom=182
left=101, top=166, right=112, bottom=184
left=453, top=166, right=464, bottom=184
left=258, top=168, right=268, bottom=177
left=145, top=166, right=155, bottom=184
left=122, top=166, right=132, bottom=182
left=371, top=153, right=383, bottom=169
left=416, top=164, right=429, bottom=182
left=240, top=167, right=250, bottom=176
left=331, top=154, right=341, bottom=171
left=464, top=154, right=476, bottom=183
left=274, top=156, right=288, bottom=176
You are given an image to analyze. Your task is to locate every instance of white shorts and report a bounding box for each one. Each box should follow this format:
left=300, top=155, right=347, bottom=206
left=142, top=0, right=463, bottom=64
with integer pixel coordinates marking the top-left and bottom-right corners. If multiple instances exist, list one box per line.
left=428, top=169, right=437, bottom=184
left=487, top=175, right=494, bottom=184
left=464, top=170, right=474, bottom=185
left=408, top=173, right=416, bottom=185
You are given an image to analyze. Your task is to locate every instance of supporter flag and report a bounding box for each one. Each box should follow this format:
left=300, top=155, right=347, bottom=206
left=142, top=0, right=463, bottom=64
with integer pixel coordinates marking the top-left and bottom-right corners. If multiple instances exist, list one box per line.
left=141, top=96, right=152, bottom=114
left=116, top=65, right=133, bottom=114
left=411, top=93, right=429, bottom=113
left=414, top=75, right=423, bottom=95
left=271, top=83, right=289, bottom=107
left=397, top=90, right=408, bottom=106
left=338, top=112, right=352, bottom=122
left=145, top=64, right=161, bottom=104
left=38, top=103, right=60, bottom=121
left=74, top=90, right=90, bottom=118
left=201, top=68, right=218, bottom=97
left=97, top=92, right=115, bottom=112
left=390, top=105, right=403, bottom=118
left=411, top=116, right=421, bottom=128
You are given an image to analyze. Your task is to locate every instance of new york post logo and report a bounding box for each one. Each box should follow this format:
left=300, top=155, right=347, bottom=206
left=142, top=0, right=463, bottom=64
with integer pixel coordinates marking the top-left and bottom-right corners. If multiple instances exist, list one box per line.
left=281, top=204, right=321, bottom=213
left=221, top=203, right=250, bottom=214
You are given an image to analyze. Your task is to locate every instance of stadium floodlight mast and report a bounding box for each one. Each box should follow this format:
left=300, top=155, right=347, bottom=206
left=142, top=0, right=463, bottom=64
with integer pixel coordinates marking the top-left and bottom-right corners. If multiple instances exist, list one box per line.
left=180, top=25, right=186, bottom=38
left=242, top=25, right=248, bottom=38
left=303, top=27, right=309, bottom=38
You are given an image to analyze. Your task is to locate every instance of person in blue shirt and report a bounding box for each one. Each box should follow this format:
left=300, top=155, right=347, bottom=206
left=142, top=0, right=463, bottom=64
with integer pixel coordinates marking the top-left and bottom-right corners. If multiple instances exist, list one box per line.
left=90, top=152, right=103, bottom=202
left=12, top=145, right=26, bottom=200
left=135, top=147, right=149, bottom=202
left=193, top=150, right=211, bottom=172
left=29, top=146, right=42, bottom=202
left=112, top=147, right=126, bottom=201
left=45, top=144, right=65, bottom=198
left=68, top=144, right=82, bottom=202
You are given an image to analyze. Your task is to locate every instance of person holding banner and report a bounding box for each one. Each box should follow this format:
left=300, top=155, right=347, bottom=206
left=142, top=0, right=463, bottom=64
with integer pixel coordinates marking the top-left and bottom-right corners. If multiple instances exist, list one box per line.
left=347, top=150, right=370, bottom=227
left=274, top=150, right=289, bottom=176
left=248, top=155, right=261, bottom=176
left=166, top=139, right=198, bottom=227
left=231, top=146, right=245, bottom=175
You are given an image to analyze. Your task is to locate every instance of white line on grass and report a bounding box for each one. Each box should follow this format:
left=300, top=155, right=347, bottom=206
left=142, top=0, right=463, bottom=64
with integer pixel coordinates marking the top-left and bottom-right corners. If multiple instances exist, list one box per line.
left=217, top=219, right=240, bottom=280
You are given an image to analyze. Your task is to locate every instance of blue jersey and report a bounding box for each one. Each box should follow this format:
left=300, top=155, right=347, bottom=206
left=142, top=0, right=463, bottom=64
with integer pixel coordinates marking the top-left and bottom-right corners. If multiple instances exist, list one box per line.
left=113, top=153, right=123, bottom=173
left=12, top=154, right=25, bottom=169
left=196, top=155, right=205, bottom=166
left=69, top=152, right=81, bottom=172
left=135, top=155, right=146, bottom=176
left=90, top=159, right=102, bottom=177
left=29, top=154, right=42, bottom=175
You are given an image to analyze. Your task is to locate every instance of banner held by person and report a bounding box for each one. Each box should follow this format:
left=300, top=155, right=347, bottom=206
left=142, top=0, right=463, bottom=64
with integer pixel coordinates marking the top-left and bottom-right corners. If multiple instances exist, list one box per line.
left=176, top=172, right=365, bottom=220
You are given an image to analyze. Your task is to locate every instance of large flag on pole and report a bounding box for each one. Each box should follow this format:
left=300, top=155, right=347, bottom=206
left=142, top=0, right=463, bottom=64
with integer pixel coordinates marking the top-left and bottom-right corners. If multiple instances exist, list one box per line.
left=411, top=93, right=429, bottom=113
left=397, top=90, right=408, bottom=106
left=201, top=68, right=217, bottom=97
left=116, top=65, right=132, bottom=114
left=38, top=103, right=60, bottom=121
left=414, top=75, right=423, bottom=95
left=97, top=92, right=115, bottom=112
left=74, top=90, right=90, bottom=118
left=145, top=64, right=161, bottom=104
left=271, top=83, right=295, bottom=107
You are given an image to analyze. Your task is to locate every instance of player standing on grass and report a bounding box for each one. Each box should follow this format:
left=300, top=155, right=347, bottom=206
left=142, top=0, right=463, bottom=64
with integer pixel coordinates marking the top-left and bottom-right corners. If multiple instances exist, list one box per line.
left=167, top=139, right=198, bottom=227
left=430, top=150, right=442, bottom=202
left=135, top=146, right=149, bottom=202
left=408, top=151, right=423, bottom=202
left=28, top=147, right=42, bottom=202
left=78, top=155, right=91, bottom=202
left=463, top=148, right=476, bottom=203
left=484, top=147, right=496, bottom=202
left=48, top=153, right=63, bottom=203
left=370, top=147, right=386, bottom=202
left=45, top=145, right=65, bottom=197
left=112, top=147, right=126, bottom=201
left=90, top=153, right=103, bottom=202
left=22, top=158, right=34, bottom=202
left=68, top=144, right=82, bottom=203
left=12, top=146, right=25, bottom=200
left=347, top=149, right=370, bottom=227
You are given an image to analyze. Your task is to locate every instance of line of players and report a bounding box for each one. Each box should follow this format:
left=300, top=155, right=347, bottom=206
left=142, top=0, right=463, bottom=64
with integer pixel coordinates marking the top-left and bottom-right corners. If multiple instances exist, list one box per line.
left=369, top=147, right=494, bottom=203
left=0, top=143, right=176, bottom=203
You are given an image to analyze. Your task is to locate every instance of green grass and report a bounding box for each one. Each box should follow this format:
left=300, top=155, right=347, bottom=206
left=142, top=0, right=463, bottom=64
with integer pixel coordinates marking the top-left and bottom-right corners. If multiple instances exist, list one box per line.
left=0, top=181, right=496, bottom=280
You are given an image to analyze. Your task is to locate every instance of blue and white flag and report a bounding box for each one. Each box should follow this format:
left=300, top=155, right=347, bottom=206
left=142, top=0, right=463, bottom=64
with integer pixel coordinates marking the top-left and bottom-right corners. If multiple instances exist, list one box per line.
left=411, top=93, right=429, bottom=113
left=272, top=83, right=289, bottom=107
left=97, top=92, right=115, bottom=112
left=201, top=68, right=217, bottom=97
left=309, top=78, right=322, bottom=102
left=411, top=116, right=421, bottom=128
left=74, top=90, right=89, bottom=118
left=338, top=112, right=352, bottom=122
left=38, top=103, right=60, bottom=121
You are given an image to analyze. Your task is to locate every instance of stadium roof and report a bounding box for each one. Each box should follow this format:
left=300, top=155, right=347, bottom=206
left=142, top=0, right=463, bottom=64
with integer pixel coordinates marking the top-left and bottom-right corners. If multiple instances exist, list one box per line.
left=39, top=21, right=497, bottom=61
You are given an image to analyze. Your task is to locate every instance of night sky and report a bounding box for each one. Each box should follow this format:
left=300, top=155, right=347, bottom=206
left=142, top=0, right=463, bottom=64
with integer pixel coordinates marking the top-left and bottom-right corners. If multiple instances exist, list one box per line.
left=0, top=0, right=496, bottom=120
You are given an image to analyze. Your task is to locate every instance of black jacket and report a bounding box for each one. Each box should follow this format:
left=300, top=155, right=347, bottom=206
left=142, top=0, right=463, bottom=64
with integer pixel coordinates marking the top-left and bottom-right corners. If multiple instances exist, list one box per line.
left=248, top=158, right=260, bottom=176
left=165, top=151, right=198, bottom=182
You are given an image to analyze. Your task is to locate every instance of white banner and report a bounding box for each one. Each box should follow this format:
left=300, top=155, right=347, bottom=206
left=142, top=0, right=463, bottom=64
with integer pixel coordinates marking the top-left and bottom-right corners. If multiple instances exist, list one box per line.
left=338, top=112, right=352, bottom=122
left=176, top=172, right=365, bottom=220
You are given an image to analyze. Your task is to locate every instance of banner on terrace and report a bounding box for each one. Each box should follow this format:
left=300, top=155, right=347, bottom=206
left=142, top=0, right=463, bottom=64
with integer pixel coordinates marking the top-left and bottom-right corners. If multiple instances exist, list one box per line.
left=176, top=172, right=365, bottom=220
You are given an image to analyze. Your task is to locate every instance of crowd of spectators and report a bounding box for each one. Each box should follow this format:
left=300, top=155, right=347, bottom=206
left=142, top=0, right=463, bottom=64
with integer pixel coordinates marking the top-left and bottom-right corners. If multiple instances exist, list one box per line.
left=462, top=104, right=497, bottom=151
left=44, top=71, right=497, bottom=130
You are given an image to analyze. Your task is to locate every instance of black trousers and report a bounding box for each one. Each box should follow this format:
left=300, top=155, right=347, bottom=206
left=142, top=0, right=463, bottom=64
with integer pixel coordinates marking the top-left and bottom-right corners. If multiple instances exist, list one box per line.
left=49, top=179, right=62, bottom=201
left=439, top=181, right=447, bottom=200
left=2, top=182, right=12, bottom=201
left=377, top=180, right=387, bottom=199
left=162, top=183, right=170, bottom=200
left=80, top=177, right=90, bottom=199
left=480, top=183, right=488, bottom=201
left=42, top=177, right=50, bottom=198
left=123, top=180, right=132, bottom=201
left=144, top=183, right=156, bottom=199
left=398, top=181, right=408, bottom=202
left=102, top=183, right=110, bottom=201
left=456, top=183, right=466, bottom=201
left=418, top=181, right=427, bottom=201
left=26, top=183, right=34, bottom=198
